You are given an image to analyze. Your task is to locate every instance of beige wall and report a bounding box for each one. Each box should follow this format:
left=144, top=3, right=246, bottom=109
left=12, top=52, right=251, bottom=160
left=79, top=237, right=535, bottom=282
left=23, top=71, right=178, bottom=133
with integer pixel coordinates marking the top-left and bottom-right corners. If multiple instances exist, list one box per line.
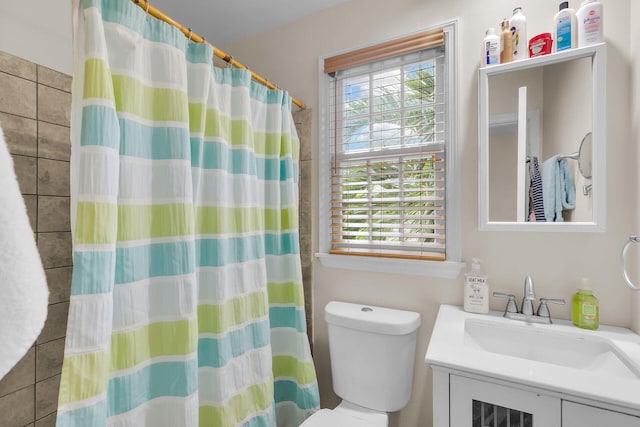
left=4, top=0, right=639, bottom=425
left=632, top=1, right=640, bottom=333
left=0, top=0, right=72, bottom=75
left=224, top=1, right=636, bottom=425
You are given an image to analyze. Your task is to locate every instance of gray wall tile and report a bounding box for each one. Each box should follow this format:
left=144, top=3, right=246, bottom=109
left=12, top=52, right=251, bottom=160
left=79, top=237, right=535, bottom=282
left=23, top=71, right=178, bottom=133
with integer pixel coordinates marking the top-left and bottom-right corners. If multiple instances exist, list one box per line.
left=35, top=412, right=57, bottom=427
left=38, top=159, right=70, bottom=196
left=23, top=194, right=37, bottom=231
left=293, top=108, right=312, bottom=161
left=37, top=302, right=69, bottom=344
left=293, top=110, right=313, bottom=352
left=37, top=66, right=72, bottom=93
left=0, top=348, right=35, bottom=397
left=0, top=51, right=36, bottom=81
left=0, top=385, right=35, bottom=427
left=37, top=232, right=72, bottom=269
left=0, top=112, right=37, bottom=156
left=35, top=375, right=60, bottom=420
left=35, top=339, right=65, bottom=382
left=298, top=159, right=312, bottom=269
left=38, top=196, right=70, bottom=232
left=45, top=267, right=72, bottom=305
left=0, top=72, right=37, bottom=119
left=12, top=154, right=37, bottom=195
left=37, top=85, right=71, bottom=127
left=38, top=122, right=70, bottom=161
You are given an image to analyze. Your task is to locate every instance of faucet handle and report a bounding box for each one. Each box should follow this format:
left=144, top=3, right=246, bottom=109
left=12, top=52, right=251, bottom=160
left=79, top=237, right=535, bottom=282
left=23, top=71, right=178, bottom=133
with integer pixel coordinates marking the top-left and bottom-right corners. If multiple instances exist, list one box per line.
left=493, top=292, right=518, bottom=315
left=536, top=298, right=566, bottom=320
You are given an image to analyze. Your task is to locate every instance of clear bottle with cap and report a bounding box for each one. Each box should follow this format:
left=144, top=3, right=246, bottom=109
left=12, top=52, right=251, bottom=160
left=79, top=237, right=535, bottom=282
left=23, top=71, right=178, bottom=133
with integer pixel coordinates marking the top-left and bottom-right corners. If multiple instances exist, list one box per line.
left=464, top=259, right=489, bottom=314
left=571, top=278, right=599, bottom=330
left=554, top=1, right=577, bottom=52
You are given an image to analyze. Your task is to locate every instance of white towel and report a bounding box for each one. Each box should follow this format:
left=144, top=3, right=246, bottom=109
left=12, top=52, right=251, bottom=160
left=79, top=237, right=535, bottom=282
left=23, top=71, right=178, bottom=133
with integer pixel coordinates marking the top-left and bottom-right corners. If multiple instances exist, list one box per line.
left=0, top=126, right=48, bottom=380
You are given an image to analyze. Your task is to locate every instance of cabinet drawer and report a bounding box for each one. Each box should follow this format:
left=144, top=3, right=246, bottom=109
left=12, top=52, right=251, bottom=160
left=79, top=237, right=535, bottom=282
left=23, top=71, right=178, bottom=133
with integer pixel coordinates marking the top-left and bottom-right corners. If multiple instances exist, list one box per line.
left=562, top=401, right=640, bottom=427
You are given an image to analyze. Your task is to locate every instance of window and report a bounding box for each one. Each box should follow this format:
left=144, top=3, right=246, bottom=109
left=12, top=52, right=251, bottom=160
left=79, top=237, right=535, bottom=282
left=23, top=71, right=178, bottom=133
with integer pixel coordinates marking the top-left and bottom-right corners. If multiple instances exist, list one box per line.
left=318, top=22, right=461, bottom=277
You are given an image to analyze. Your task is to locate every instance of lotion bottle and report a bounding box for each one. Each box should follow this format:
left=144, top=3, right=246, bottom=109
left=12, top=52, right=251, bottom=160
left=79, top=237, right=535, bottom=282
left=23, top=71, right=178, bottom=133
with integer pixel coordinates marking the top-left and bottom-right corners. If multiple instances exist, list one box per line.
left=464, top=259, right=489, bottom=314
left=576, top=0, right=604, bottom=47
left=510, top=7, right=528, bottom=60
left=554, top=1, right=577, bottom=52
left=500, top=19, right=513, bottom=63
left=483, top=27, right=500, bottom=66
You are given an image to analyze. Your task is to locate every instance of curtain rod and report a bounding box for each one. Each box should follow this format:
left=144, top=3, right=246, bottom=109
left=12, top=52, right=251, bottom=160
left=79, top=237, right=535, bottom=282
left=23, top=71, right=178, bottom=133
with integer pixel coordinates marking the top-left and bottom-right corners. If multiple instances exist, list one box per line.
left=131, top=0, right=306, bottom=110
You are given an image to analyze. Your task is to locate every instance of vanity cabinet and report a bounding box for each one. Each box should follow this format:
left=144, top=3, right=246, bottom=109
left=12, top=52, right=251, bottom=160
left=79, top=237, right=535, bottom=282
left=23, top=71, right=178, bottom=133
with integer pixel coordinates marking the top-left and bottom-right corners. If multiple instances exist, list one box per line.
left=562, top=401, right=640, bottom=427
left=433, top=368, right=640, bottom=427
left=449, top=374, right=560, bottom=427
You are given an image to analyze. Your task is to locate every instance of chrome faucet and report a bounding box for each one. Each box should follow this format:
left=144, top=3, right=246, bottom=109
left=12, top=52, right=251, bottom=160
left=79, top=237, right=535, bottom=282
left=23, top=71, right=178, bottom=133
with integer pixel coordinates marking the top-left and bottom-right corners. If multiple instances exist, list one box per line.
left=493, top=276, right=566, bottom=324
left=521, top=275, right=536, bottom=316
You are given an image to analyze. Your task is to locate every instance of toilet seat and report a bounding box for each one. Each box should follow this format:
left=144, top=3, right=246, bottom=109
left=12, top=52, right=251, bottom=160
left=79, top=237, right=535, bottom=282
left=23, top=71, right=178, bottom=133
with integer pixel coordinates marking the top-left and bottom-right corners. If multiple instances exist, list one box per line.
left=300, top=401, right=388, bottom=427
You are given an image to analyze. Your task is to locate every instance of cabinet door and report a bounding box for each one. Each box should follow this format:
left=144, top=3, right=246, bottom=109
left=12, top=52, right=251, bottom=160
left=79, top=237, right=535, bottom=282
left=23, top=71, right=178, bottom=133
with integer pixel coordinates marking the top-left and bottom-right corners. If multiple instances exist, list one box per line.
left=562, top=401, right=640, bottom=427
left=450, top=375, right=561, bottom=427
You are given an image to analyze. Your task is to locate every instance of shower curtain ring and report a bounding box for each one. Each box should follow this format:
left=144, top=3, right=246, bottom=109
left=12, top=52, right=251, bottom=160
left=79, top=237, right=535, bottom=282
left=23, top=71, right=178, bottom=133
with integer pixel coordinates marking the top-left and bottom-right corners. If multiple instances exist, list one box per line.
left=227, top=56, right=234, bottom=68
left=145, top=2, right=150, bottom=15
left=188, top=28, right=193, bottom=41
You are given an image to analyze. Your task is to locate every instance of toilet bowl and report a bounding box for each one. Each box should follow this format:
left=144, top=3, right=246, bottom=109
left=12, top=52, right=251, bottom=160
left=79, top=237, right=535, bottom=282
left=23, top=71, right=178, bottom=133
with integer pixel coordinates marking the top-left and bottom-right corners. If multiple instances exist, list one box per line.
left=300, top=301, right=421, bottom=427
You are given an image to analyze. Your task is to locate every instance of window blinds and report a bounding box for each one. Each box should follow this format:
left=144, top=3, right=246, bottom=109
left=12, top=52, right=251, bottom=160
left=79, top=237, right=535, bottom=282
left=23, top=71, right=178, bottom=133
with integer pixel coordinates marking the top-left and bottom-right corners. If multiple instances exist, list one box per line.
left=327, top=37, right=447, bottom=261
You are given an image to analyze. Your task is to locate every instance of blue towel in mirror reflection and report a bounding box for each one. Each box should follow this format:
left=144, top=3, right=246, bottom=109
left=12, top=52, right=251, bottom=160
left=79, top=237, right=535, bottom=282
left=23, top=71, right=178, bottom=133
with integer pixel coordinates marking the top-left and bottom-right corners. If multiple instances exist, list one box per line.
left=542, top=155, right=576, bottom=222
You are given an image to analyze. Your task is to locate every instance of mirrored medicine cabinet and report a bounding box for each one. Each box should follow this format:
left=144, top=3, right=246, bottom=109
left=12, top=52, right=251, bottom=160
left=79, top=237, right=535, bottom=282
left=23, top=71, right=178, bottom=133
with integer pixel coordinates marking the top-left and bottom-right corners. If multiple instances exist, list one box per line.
left=478, top=43, right=606, bottom=232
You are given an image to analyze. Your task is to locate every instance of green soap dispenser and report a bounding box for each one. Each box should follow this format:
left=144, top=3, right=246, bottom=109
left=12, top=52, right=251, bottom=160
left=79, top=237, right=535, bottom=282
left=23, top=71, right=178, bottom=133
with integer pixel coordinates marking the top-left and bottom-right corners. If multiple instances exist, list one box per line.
left=572, top=278, right=599, bottom=330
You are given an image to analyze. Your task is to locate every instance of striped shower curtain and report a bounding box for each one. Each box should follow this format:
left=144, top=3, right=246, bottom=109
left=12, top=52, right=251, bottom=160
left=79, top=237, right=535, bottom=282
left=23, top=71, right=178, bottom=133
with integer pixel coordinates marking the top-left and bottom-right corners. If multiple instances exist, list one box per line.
left=57, top=1, right=319, bottom=426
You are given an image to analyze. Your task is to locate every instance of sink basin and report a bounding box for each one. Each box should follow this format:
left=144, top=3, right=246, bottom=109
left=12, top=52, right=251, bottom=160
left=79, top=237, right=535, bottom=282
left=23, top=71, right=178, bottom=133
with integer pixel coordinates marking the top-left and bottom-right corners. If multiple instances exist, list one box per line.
left=425, top=305, right=640, bottom=412
left=464, top=318, right=640, bottom=379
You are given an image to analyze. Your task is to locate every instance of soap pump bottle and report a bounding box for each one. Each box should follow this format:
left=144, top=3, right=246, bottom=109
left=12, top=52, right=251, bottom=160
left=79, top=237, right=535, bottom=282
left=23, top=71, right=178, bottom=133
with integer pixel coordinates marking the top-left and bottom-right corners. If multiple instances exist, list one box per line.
left=464, top=259, right=489, bottom=314
left=571, top=278, right=599, bottom=330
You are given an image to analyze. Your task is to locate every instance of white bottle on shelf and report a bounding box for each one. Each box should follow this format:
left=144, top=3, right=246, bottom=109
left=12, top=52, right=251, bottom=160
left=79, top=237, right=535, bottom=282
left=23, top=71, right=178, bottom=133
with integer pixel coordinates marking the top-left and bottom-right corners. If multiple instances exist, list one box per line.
left=576, top=0, right=604, bottom=47
left=554, top=1, right=577, bottom=52
left=483, top=27, right=500, bottom=66
left=510, top=7, right=528, bottom=60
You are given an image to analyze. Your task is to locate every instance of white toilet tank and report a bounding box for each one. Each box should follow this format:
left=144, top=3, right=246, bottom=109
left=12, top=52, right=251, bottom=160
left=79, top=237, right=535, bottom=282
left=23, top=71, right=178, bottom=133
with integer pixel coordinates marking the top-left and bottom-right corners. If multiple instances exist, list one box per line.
left=324, top=301, right=421, bottom=413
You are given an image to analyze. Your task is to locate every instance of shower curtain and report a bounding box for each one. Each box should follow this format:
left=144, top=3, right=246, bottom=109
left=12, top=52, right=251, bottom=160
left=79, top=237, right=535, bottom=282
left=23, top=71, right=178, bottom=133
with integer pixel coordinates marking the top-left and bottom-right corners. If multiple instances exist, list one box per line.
left=57, top=1, right=319, bottom=426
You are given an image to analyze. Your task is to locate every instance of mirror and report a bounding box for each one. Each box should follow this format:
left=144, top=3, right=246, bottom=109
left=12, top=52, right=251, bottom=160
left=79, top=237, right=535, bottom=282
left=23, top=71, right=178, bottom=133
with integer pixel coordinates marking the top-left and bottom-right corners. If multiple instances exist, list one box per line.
left=478, top=44, right=606, bottom=231
left=578, top=132, right=592, bottom=179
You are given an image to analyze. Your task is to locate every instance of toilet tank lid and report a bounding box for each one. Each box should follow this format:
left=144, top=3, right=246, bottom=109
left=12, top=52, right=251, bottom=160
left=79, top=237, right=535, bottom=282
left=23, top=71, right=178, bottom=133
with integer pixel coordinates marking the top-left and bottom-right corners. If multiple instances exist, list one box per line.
left=324, top=301, right=421, bottom=335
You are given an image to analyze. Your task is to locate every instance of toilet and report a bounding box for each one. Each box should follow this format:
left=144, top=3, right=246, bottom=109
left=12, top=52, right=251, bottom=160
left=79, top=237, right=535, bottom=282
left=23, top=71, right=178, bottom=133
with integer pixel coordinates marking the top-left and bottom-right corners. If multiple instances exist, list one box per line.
left=301, top=301, right=421, bottom=427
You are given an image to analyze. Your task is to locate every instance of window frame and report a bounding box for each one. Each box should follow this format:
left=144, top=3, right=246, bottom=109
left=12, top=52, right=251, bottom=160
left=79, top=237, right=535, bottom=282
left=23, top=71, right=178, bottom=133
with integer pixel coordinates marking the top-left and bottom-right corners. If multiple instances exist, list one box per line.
left=317, top=20, right=463, bottom=278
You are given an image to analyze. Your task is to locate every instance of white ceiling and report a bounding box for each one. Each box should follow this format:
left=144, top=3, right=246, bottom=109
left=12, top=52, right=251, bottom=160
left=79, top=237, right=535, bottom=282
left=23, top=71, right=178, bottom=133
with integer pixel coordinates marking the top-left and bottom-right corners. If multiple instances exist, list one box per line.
left=151, top=0, right=352, bottom=46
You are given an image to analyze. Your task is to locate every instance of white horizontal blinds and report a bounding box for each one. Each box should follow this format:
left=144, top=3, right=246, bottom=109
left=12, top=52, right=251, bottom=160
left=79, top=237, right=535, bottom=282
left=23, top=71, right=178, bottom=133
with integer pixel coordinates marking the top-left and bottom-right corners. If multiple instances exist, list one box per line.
left=327, top=37, right=447, bottom=261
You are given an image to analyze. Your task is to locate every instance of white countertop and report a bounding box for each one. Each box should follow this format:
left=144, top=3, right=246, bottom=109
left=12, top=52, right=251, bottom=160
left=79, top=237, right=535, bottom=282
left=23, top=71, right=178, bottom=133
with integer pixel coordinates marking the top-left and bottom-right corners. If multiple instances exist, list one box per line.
left=425, top=305, right=640, bottom=412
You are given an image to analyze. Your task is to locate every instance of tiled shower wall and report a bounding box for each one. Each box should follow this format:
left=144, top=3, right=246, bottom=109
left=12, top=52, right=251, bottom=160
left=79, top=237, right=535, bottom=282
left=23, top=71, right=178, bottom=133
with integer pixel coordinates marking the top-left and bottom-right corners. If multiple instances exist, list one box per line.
left=0, top=50, right=315, bottom=426
left=292, top=109, right=313, bottom=348
left=0, top=51, right=72, bottom=427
